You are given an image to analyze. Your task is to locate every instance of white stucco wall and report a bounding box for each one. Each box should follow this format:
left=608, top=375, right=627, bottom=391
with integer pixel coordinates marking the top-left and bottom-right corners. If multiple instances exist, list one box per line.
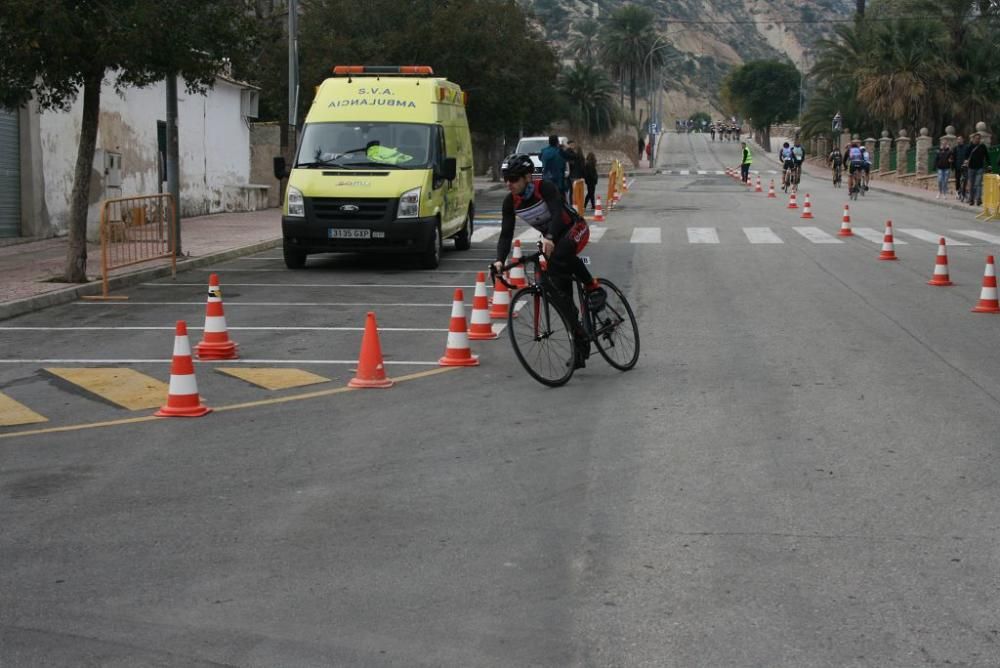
left=38, top=74, right=253, bottom=238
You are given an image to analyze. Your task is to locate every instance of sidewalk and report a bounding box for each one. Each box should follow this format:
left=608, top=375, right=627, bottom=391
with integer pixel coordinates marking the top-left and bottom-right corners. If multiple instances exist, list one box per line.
left=0, top=178, right=509, bottom=321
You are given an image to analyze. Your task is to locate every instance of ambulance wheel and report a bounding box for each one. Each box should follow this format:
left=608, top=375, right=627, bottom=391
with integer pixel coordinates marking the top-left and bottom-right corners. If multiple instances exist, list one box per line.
left=283, top=243, right=307, bottom=269
left=419, top=222, right=442, bottom=269
left=453, top=205, right=474, bottom=251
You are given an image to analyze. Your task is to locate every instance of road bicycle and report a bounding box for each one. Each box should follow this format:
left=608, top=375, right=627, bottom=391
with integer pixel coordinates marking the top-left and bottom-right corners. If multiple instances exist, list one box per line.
left=848, top=169, right=866, bottom=201
left=491, top=243, right=640, bottom=387
left=832, top=163, right=842, bottom=188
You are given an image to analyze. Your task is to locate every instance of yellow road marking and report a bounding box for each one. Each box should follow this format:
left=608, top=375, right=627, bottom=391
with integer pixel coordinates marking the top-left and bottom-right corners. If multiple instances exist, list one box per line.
left=0, top=393, right=48, bottom=427
left=0, top=366, right=460, bottom=441
left=216, top=367, right=330, bottom=391
left=45, top=368, right=168, bottom=410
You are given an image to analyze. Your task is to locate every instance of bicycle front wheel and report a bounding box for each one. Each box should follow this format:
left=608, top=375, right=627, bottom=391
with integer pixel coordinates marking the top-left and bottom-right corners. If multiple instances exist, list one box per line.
left=591, top=278, right=640, bottom=371
left=508, top=287, right=576, bottom=387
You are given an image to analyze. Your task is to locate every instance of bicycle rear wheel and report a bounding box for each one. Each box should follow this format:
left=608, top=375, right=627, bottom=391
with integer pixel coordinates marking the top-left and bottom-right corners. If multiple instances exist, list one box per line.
left=591, top=278, right=640, bottom=371
left=508, top=287, right=576, bottom=387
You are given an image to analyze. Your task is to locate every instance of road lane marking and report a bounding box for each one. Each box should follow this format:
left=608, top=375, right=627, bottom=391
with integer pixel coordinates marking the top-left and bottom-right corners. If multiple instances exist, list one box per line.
left=852, top=227, right=908, bottom=244
left=0, top=393, right=48, bottom=427
left=77, top=302, right=459, bottom=308
left=896, top=229, right=969, bottom=245
left=516, top=228, right=542, bottom=244
left=216, top=367, right=330, bottom=390
left=138, top=283, right=482, bottom=289
left=743, top=227, right=784, bottom=244
left=679, top=169, right=690, bottom=175
left=3, top=326, right=450, bottom=332
left=471, top=227, right=500, bottom=243
left=0, top=359, right=442, bottom=365
left=793, top=227, right=843, bottom=244
left=589, top=225, right=607, bottom=242
left=44, top=368, right=168, bottom=410
left=952, top=230, right=1000, bottom=245
left=687, top=227, right=720, bottom=244
left=630, top=228, right=661, bottom=244
left=0, top=368, right=460, bottom=441
left=199, top=269, right=481, bottom=274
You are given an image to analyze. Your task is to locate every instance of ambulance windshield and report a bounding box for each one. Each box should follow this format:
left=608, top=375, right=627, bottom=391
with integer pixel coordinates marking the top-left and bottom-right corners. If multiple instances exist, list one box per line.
left=296, top=122, right=433, bottom=169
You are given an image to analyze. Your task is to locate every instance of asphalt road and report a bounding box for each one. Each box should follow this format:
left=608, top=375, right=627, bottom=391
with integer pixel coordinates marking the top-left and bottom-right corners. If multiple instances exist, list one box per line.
left=1, top=133, right=999, bottom=667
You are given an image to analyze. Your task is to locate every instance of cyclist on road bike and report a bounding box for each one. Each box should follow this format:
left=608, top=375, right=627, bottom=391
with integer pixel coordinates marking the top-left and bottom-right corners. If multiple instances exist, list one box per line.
left=494, top=154, right=605, bottom=368
left=779, top=142, right=794, bottom=190
left=827, top=146, right=842, bottom=186
left=860, top=145, right=872, bottom=191
left=789, top=141, right=805, bottom=191
left=846, top=140, right=864, bottom=193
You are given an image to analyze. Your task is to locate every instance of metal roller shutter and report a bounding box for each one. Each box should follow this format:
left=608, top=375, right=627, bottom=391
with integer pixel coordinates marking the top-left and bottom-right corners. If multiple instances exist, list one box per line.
left=0, top=109, right=21, bottom=237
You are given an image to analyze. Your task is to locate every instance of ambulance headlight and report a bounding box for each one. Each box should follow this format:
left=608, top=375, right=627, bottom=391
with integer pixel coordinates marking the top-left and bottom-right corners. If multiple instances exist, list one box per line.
left=286, top=186, right=305, bottom=217
left=398, top=187, right=421, bottom=219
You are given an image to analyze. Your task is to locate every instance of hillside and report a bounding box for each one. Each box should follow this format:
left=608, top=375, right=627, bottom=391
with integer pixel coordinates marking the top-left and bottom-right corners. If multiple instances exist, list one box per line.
left=522, top=0, right=852, bottom=122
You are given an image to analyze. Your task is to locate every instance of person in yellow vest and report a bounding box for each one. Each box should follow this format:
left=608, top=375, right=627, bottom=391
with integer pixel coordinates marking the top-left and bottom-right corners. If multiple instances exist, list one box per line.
left=740, top=141, right=752, bottom=184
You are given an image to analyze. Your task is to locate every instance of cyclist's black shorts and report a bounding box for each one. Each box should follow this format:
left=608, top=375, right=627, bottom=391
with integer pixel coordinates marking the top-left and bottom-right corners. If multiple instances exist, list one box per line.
left=849, top=160, right=864, bottom=174
left=783, top=159, right=795, bottom=171
left=863, top=164, right=871, bottom=173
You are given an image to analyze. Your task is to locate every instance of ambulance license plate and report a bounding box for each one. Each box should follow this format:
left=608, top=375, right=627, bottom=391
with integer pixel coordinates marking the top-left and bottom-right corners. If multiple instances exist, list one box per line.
left=329, top=228, right=370, bottom=239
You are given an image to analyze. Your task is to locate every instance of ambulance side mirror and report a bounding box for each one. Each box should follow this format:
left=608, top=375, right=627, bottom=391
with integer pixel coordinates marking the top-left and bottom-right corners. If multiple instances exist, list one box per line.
left=273, top=156, right=288, bottom=180
left=441, top=158, right=457, bottom=182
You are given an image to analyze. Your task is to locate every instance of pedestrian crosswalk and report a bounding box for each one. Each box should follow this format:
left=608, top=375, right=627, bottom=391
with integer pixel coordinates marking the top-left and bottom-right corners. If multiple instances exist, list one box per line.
left=473, top=224, right=1000, bottom=247
left=657, top=169, right=779, bottom=176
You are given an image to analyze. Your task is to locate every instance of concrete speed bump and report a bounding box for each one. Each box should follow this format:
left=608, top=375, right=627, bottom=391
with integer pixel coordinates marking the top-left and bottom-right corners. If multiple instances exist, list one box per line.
left=45, top=368, right=168, bottom=410
left=0, top=392, right=48, bottom=427
left=216, top=367, right=329, bottom=390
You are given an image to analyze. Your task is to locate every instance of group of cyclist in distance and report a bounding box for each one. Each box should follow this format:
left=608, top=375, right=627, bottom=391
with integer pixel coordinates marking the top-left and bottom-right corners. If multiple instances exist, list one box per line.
left=710, top=122, right=742, bottom=142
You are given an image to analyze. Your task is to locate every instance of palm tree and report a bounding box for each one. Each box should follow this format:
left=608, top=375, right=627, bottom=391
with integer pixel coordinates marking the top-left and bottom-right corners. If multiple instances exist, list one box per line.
left=567, top=20, right=600, bottom=64
left=599, top=5, right=662, bottom=114
left=558, top=61, right=620, bottom=136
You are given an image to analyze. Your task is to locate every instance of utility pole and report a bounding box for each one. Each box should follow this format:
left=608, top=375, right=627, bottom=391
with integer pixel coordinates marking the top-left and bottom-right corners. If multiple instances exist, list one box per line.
left=165, top=74, right=181, bottom=256
left=288, top=0, right=298, bottom=131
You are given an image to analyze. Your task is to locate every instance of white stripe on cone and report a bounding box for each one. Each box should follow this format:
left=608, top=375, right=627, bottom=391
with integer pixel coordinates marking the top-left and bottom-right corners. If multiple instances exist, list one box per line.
left=168, top=373, right=199, bottom=397
left=203, top=315, right=228, bottom=333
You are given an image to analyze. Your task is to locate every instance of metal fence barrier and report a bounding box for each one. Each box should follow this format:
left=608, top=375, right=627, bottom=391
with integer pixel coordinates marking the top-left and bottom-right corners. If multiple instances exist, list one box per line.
left=83, top=194, right=176, bottom=300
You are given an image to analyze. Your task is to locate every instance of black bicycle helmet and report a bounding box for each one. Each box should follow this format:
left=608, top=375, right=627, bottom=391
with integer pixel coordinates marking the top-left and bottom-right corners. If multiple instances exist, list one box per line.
left=502, top=153, right=534, bottom=180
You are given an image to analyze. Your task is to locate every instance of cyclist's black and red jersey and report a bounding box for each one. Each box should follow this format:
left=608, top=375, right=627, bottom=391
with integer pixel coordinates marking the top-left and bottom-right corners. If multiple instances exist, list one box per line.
left=496, top=178, right=590, bottom=263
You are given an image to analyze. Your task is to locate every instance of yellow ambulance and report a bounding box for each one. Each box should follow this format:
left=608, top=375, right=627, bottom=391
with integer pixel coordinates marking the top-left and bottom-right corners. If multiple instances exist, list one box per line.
left=274, top=65, right=475, bottom=269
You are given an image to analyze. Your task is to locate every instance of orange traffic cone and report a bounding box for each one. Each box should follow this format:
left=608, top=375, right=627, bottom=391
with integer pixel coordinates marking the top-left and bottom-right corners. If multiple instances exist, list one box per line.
left=767, top=180, right=776, bottom=198
left=439, top=289, right=480, bottom=366
left=927, top=238, right=953, bottom=287
left=195, top=273, right=239, bottom=360
left=971, top=256, right=1000, bottom=313
left=878, top=220, right=898, bottom=260
left=468, top=272, right=498, bottom=340
left=755, top=176, right=763, bottom=192
left=800, top=193, right=814, bottom=219
left=787, top=192, right=798, bottom=209
left=156, top=320, right=211, bottom=417
left=593, top=195, right=605, bottom=223
left=839, top=205, right=853, bottom=236
left=348, top=312, right=394, bottom=388
left=509, top=239, right=527, bottom=288
left=489, top=276, right=511, bottom=319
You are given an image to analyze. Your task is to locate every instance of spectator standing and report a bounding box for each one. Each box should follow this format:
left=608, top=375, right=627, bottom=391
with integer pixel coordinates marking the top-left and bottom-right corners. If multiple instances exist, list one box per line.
left=952, top=135, right=968, bottom=200
left=965, top=132, right=990, bottom=207
left=564, top=140, right=586, bottom=205
left=740, top=141, right=752, bottom=183
left=645, top=141, right=653, bottom=166
left=935, top=141, right=953, bottom=199
left=540, top=135, right=567, bottom=196
left=583, top=152, right=599, bottom=210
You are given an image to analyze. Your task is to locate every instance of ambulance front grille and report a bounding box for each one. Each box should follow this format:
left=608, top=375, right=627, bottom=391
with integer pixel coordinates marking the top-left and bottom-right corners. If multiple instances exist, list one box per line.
left=308, top=198, right=395, bottom=223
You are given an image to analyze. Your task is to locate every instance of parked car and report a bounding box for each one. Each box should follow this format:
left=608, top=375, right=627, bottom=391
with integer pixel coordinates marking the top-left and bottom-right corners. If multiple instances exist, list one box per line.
left=500, top=135, right=569, bottom=176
